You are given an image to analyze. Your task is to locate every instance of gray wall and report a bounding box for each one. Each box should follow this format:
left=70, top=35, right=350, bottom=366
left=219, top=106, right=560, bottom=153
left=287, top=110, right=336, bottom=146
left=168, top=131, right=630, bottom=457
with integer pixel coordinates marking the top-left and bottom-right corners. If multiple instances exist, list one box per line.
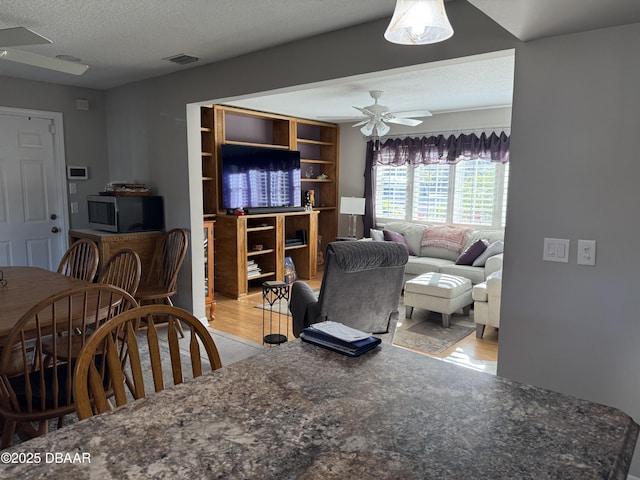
left=498, top=22, right=640, bottom=474
left=104, top=0, right=518, bottom=315
left=0, top=76, right=108, bottom=229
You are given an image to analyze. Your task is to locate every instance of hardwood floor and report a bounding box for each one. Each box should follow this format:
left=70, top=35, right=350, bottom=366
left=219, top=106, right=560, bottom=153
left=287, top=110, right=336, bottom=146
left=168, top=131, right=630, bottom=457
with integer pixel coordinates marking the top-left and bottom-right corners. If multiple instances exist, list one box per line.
left=208, top=274, right=498, bottom=370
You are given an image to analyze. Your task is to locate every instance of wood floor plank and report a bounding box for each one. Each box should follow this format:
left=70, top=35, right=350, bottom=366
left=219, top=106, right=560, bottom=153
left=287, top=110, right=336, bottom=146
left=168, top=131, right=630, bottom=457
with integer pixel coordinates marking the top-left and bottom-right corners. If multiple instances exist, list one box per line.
left=209, top=274, right=498, bottom=365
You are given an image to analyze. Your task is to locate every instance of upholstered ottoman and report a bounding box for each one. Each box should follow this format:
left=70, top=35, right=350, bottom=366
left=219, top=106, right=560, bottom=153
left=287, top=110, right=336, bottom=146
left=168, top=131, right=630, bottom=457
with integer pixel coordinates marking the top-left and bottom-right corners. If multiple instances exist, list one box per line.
left=404, top=272, right=472, bottom=327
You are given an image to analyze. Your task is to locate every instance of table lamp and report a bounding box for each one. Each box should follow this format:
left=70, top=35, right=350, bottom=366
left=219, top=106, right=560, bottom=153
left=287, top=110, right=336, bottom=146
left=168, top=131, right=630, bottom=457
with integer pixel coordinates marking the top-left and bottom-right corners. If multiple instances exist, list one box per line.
left=340, top=197, right=366, bottom=238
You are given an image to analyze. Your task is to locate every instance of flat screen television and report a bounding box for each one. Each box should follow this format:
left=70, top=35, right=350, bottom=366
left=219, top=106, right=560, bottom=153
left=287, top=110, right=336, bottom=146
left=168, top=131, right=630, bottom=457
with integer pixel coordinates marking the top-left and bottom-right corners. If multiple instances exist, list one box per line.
left=220, top=144, right=302, bottom=211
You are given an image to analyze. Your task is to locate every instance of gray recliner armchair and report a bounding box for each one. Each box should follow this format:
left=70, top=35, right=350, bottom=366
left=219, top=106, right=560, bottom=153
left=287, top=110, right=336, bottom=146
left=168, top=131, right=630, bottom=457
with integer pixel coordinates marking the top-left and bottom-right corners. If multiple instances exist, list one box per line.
left=290, top=241, right=408, bottom=344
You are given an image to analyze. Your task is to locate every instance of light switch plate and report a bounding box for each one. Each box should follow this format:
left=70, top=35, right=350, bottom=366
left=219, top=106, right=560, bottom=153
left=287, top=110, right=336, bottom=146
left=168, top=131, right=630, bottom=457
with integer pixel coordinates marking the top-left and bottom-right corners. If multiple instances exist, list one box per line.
left=543, top=238, right=570, bottom=263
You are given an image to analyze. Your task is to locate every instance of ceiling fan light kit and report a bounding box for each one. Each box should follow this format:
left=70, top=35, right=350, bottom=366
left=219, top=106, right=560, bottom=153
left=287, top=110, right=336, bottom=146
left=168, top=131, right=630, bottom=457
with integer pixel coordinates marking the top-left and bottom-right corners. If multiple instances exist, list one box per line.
left=385, top=0, right=454, bottom=45
left=352, top=90, right=430, bottom=138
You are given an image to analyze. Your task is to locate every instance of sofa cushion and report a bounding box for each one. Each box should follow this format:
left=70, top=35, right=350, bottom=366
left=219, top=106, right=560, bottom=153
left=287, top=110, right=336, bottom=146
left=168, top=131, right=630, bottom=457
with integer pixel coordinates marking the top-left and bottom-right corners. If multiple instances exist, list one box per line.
left=440, top=264, right=486, bottom=285
left=472, top=240, right=504, bottom=267
left=383, top=229, right=415, bottom=255
left=455, top=239, right=489, bottom=265
left=404, top=256, right=455, bottom=276
left=421, top=225, right=472, bottom=252
left=418, top=245, right=459, bottom=262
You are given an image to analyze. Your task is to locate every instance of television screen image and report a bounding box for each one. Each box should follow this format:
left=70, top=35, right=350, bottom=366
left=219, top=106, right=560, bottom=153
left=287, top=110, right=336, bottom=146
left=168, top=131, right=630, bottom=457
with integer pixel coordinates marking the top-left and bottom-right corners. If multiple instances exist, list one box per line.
left=221, top=144, right=302, bottom=211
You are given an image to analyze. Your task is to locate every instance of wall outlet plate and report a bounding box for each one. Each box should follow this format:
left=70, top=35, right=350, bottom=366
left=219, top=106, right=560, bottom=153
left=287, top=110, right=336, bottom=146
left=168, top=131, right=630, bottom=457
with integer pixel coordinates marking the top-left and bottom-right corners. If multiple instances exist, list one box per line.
left=577, top=239, right=596, bottom=266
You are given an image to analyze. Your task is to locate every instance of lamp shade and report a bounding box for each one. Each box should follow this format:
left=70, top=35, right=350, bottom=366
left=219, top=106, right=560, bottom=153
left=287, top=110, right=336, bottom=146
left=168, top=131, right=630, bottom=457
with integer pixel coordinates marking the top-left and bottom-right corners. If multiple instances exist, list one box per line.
left=340, top=197, right=366, bottom=215
left=384, top=0, right=454, bottom=45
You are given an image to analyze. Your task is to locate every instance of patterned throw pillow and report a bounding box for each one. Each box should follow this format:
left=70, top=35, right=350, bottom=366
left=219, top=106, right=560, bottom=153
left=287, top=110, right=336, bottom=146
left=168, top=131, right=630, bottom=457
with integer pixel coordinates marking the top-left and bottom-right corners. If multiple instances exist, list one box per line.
left=421, top=225, right=472, bottom=253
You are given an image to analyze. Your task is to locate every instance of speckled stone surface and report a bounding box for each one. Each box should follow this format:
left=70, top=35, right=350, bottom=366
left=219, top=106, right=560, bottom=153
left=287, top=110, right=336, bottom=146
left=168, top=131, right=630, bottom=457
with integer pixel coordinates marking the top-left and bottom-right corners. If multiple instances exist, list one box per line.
left=2, top=340, right=637, bottom=479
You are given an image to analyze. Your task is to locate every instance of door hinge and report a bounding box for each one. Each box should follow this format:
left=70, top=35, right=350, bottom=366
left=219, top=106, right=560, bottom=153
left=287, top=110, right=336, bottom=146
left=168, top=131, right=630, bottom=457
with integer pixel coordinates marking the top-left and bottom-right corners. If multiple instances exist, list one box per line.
left=49, top=123, right=55, bottom=135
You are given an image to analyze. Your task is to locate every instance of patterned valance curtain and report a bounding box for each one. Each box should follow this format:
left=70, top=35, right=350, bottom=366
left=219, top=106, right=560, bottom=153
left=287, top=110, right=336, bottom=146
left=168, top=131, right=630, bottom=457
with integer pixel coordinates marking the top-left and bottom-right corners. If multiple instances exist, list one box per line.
left=363, top=131, right=510, bottom=236
left=371, top=131, right=510, bottom=166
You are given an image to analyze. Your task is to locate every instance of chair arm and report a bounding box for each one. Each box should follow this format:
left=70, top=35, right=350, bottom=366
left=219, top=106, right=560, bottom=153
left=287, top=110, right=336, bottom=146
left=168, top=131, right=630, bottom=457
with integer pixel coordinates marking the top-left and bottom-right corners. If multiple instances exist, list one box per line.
left=484, top=253, right=503, bottom=278
left=486, top=275, right=502, bottom=299
left=289, top=281, right=318, bottom=337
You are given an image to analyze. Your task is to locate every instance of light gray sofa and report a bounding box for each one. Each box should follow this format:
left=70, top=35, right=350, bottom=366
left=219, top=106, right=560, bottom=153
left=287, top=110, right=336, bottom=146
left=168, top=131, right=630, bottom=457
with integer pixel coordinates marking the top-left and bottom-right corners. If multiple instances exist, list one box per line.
left=380, top=222, right=504, bottom=285
left=473, top=269, right=502, bottom=337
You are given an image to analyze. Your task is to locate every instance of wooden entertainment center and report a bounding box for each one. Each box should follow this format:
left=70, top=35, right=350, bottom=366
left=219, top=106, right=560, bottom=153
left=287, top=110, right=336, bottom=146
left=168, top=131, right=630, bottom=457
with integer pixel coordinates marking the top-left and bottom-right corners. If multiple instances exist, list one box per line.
left=200, top=105, right=339, bottom=300
left=215, top=211, right=318, bottom=298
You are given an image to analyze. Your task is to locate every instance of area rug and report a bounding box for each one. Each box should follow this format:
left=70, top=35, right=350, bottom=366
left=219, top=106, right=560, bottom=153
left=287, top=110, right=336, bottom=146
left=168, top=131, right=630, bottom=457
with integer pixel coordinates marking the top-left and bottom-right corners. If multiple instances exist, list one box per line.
left=393, top=303, right=475, bottom=355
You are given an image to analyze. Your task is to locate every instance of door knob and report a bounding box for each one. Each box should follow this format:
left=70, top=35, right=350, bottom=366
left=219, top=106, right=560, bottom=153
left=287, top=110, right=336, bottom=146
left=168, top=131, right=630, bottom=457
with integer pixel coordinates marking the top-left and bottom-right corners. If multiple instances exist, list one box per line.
left=51, top=227, right=60, bottom=233
left=50, top=213, right=57, bottom=220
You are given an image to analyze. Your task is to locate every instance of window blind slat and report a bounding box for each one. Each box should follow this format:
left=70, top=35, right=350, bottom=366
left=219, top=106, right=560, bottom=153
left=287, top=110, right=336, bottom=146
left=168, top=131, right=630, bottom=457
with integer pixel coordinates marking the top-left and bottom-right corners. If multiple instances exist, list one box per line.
left=375, top=160, right=508, bottom=228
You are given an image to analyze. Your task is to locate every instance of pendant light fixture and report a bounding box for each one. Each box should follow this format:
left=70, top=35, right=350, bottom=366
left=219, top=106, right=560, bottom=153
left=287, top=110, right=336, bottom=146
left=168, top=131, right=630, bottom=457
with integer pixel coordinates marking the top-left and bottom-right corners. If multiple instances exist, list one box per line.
left=384, top=0, right=454, bottom=45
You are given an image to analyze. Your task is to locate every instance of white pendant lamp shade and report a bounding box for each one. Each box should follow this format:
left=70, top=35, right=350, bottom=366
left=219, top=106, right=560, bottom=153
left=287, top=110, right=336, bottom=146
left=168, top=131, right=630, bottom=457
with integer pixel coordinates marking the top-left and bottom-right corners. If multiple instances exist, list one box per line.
left=384, top=0, right=454, bottom=45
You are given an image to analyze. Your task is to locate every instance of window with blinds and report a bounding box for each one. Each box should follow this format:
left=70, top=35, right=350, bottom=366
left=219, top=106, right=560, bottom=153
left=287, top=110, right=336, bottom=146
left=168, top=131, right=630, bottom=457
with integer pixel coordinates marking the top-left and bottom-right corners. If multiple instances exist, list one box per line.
left=452, top=159, right=496, bottom=225
left=375, top=161, right=509, bottom=228
left=374, top=164, right=408, bottom=220
left=412, top=164, right=449, bottom=223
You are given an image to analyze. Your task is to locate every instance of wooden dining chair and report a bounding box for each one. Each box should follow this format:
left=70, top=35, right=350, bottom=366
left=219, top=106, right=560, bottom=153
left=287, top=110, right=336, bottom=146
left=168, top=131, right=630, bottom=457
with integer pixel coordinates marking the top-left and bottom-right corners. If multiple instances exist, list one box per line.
left=41, top=250, right=142, bottom=365
left=135, top=228, right=188, bottom=336
left=97, top=249, right=142, bottom=296
left=0, top=284, right=138, bottom=447
left=73, top=305, right=223, bottom=420
left=56, top=239, right=100, bottom=282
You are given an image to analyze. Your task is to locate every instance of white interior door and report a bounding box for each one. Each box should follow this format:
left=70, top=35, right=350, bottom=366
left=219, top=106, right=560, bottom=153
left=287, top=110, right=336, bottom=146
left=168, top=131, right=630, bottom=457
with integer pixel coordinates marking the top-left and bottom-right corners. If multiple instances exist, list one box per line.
left=0, top=110, right=68, bottom=269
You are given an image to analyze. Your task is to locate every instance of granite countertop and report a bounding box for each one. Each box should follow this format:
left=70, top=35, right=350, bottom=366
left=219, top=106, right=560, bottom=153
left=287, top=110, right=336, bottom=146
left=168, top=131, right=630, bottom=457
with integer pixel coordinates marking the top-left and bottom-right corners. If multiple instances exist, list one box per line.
left=1, top=340, right=637, bottom=479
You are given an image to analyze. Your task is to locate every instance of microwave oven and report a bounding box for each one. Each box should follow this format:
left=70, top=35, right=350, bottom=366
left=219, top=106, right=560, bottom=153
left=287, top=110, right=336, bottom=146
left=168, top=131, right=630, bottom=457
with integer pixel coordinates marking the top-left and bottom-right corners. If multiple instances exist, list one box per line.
left=87, top=195, right=165, bottom=233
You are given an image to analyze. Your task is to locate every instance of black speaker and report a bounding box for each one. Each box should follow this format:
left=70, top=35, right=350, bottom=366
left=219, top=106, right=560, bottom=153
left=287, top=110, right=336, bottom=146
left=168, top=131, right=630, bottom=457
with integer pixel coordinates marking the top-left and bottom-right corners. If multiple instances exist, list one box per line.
left=296, top=229, right=307, bottom=244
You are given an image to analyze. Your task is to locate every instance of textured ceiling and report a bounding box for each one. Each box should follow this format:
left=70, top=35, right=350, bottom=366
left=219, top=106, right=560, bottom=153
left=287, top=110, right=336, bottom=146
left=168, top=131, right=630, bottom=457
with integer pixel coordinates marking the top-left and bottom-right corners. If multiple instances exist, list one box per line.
left=0, top=0, right=395, bottom=90
left=223, top=51, right=515, bottom=122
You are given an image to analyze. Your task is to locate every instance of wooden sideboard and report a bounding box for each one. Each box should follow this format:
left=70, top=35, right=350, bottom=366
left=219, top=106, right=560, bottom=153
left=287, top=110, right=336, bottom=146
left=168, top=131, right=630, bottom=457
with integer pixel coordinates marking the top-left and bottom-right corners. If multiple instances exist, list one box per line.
left=68, top=229, right=163, bottom=280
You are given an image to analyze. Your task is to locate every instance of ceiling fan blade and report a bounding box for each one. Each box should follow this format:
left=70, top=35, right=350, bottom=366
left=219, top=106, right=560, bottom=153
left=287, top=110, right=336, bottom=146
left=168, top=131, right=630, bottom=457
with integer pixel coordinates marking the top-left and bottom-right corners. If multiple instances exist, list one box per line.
left=0, top=48, right=89, bottom=75
left=391, top=109, right=433, bottom=118
left=0, top=27, right=52, bottom=47
left=352, top=119, right=369, bottom=127
left=387, top=117, right=423, bottom=127
left=316, top=116, right=364, bottom=122
left=353, top=105, right=376, bottom=117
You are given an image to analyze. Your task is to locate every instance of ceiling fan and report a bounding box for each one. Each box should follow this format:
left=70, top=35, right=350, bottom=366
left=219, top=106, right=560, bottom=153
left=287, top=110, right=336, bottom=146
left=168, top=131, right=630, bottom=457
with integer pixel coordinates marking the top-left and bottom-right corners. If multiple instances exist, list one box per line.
left=0, top=26, right=88, bottom=75
left=351, top=90, right=432, bottom=137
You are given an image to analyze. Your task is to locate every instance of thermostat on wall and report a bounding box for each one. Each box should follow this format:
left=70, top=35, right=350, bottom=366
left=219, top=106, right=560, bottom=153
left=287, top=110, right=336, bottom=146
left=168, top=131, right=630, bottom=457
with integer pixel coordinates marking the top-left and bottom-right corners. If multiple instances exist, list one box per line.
left=67, top=165, right=88, bottom=180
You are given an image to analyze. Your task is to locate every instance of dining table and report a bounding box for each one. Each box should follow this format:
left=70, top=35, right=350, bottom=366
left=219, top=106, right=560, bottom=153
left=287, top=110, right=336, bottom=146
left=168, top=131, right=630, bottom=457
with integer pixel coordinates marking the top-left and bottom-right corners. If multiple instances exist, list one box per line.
left=0, top=266, right=91, bottom=341
left=1, top=338, right=638, bottom=479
